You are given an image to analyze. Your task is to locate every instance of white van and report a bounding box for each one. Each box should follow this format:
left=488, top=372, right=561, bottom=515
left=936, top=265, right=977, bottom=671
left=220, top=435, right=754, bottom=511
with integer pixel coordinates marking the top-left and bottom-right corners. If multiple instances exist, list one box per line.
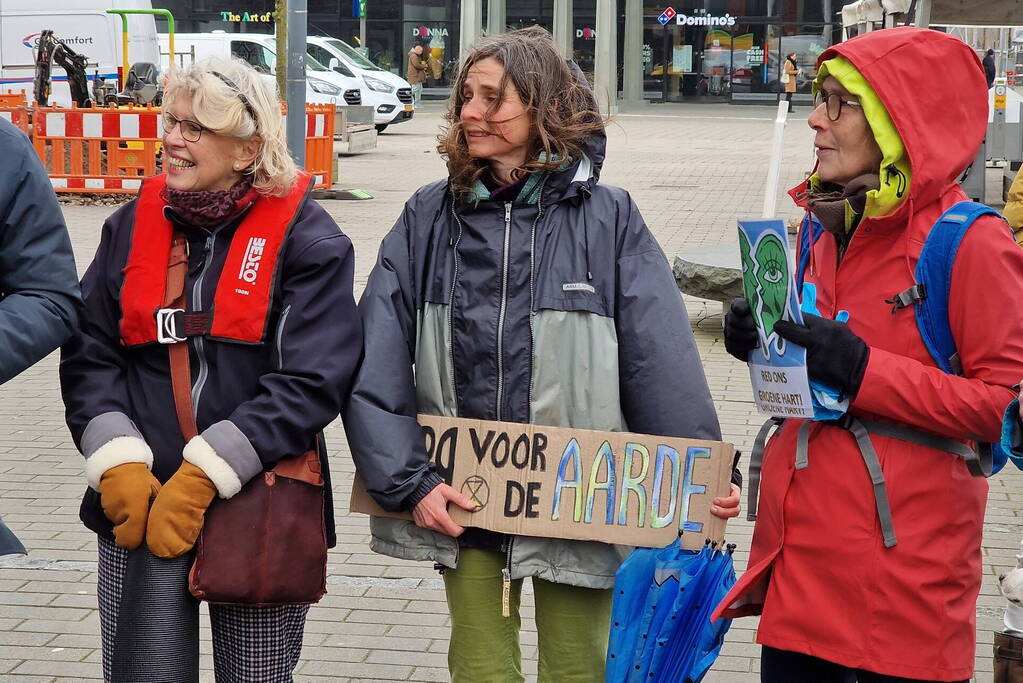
left=197, top=31, right=365, bottom=109
left=161, top=32, right=359, bottom=107
left=307, top=35, right=413, bottom=131
left=0, top=0, right=159, bottom=107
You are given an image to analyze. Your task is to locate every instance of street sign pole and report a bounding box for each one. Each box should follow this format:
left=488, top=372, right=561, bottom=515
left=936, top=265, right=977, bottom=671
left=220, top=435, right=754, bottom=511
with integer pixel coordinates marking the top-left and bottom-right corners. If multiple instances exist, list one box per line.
left=352, top=0, right=366, bottom=47
left=360, top=0, right=367, bottom=48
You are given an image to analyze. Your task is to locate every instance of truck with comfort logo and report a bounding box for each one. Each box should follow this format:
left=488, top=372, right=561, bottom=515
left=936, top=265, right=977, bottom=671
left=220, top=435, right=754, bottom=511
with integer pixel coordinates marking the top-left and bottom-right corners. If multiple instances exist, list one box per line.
left=0, top=0, right=159, bottom=107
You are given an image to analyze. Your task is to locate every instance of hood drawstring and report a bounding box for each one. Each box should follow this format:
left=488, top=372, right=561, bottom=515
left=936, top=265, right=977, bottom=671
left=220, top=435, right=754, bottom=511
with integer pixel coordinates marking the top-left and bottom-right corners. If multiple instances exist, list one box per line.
left=885, top=164, right=908, bottom=199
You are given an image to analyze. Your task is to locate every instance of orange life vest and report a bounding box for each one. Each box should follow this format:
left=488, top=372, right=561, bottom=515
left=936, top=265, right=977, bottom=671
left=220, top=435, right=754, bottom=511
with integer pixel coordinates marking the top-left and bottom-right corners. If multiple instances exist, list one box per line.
left=119, top=172, right=313, bottom=347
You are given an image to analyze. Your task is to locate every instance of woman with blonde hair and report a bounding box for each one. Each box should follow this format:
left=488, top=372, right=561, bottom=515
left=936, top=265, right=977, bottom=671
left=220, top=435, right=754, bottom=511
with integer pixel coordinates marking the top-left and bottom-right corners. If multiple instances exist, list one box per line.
left=344, top=26, right=739, bottom=681
left=60, top=56, right=361, bottom=681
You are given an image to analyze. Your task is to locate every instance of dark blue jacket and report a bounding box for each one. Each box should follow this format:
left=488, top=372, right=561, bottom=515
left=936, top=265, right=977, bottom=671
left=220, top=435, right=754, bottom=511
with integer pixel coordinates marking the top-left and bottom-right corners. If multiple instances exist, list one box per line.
left=344, top=127, right=729, bottom=588
left=60, top=190, right=360, bottom=546
left=0, top=118, right=80, bottom=382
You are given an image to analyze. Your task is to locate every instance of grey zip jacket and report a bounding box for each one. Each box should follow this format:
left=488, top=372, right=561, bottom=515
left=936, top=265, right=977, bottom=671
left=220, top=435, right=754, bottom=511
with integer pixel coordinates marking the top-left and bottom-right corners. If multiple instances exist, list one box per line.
left=343, top=129, right=722, bottom=589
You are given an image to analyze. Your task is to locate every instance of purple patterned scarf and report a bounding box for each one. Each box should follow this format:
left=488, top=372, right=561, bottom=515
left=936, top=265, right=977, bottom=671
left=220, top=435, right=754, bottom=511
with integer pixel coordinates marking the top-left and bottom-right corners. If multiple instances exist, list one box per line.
left=161, top=176, right=258, bottom=228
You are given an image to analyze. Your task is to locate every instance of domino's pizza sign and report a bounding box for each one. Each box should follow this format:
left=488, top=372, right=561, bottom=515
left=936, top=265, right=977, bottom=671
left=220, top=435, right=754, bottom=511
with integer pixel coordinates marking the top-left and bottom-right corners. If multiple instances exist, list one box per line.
left=658, top=7, right=676, bottom=25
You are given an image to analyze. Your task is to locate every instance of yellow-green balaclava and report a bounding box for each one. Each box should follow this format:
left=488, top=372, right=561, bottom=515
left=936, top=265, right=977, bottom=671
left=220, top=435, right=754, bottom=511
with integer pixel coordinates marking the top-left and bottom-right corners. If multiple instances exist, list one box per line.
left=812, top=56, right=912, bottom=224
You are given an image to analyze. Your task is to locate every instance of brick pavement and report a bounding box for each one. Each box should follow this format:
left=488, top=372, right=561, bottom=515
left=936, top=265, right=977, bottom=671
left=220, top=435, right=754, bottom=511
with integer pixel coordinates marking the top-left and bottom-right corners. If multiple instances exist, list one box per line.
left=0, top=104, right=1018, bottom=681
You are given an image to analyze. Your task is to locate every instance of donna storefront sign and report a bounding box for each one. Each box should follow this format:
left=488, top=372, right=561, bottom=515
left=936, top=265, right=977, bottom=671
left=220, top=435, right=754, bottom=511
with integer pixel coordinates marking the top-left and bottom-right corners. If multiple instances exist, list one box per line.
left=351, top=415, right=735, bottom=550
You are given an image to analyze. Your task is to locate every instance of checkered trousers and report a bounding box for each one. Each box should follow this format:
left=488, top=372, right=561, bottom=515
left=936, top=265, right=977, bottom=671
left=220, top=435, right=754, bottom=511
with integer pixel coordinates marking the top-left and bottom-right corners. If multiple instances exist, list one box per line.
left=97, top=537, right=310, bottom=682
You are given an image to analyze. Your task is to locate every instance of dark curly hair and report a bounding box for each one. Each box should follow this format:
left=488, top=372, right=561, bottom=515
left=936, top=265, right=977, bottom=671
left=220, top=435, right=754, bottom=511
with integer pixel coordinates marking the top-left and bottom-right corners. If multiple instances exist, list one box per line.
left=437, top=26, right=605, bottom=197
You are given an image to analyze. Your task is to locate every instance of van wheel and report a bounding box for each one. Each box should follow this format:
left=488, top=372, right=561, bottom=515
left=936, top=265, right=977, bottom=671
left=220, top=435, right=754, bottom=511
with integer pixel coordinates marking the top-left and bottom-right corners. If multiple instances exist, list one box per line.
left=375, top=124, right=388, bottom=133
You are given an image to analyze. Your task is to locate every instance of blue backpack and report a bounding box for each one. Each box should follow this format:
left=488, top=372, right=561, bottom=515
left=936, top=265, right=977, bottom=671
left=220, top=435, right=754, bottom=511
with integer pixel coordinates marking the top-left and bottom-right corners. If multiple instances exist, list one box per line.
left=796, top=200, right=1015, bottom=475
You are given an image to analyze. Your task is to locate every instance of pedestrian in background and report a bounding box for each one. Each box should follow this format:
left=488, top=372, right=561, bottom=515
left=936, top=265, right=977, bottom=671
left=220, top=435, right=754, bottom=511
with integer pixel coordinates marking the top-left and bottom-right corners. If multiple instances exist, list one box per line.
left=344, top=26, right=740, bottom=682
left=984, top=47, right=997, bottom=88
left=60, top=56, right=361, bottom=681
left=0, top=115, right=82, bottom=559
left=717, top=27, right=1023, bottom=683
left=782, top=51, right=799, bottom=110
left=407, top=43, right=428, bottom=105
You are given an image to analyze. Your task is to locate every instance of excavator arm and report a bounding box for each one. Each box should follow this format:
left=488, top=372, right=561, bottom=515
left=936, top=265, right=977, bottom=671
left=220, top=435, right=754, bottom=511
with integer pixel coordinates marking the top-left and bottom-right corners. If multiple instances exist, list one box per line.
left=33, top=29, right=93, bottom=107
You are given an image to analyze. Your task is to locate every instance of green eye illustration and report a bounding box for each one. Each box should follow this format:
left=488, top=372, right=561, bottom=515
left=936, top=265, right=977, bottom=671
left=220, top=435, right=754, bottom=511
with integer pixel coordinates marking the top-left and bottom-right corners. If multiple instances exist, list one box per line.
left=736, top=231, right=791, bottom=360
left=762, top=264, right=783, bottom=284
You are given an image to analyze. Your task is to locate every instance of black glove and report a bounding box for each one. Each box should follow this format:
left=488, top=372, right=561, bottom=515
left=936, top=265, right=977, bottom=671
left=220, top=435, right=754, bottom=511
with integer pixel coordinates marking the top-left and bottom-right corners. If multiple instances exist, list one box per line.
left=724, top=299, right=759, bottom=362
left=774, top=313, right=870, bottom=397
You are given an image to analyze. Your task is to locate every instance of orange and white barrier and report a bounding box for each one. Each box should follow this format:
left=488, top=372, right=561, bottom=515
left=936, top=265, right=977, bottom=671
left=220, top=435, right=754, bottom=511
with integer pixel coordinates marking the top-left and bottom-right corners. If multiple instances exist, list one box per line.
left=33, top=104, right=162, bottom=193
left=0, top=90, right=29, bottom=135
left=31, top=102, right=335, bottom=194
left=282, top=103, right=335, bottom=190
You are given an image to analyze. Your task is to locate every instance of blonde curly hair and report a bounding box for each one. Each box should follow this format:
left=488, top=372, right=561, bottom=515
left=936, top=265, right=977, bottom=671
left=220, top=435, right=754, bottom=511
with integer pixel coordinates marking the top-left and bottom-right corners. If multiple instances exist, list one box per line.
left=163, top=56, right=296, bottom=196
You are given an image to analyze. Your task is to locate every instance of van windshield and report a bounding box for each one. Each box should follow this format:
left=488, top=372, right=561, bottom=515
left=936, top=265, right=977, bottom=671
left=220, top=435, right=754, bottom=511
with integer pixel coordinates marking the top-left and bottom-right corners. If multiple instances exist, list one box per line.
left=325, top=39, right=380, bottom=71
left=305, top=53, right=329, bottom=72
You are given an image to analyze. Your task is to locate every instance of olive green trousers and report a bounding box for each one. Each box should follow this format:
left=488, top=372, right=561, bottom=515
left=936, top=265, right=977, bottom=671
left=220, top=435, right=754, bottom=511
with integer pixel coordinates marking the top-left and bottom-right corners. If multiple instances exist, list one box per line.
left=443, top=548, right=612, bottom=682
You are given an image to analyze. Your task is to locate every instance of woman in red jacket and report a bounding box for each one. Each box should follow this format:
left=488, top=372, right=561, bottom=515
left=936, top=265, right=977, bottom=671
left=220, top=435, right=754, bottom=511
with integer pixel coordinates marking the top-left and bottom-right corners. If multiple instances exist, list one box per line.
left=718, top=27, right=1023, bottom=682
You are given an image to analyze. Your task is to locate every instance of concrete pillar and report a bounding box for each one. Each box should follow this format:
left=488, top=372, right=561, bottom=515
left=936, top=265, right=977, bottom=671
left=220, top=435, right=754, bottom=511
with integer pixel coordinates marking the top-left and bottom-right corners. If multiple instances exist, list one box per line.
left=622, top=0, right=643, bottom=105
left=553, top=0, right=573, bottom=59
left=487, top=0, right=506, bottom=36
left=1000, top=27, right=1010, bottom=77
left=460, top=0, right=483, bottom=63
left=593, top=0, right=618, bottom=114
left=914, top=0, right=931, bottom=27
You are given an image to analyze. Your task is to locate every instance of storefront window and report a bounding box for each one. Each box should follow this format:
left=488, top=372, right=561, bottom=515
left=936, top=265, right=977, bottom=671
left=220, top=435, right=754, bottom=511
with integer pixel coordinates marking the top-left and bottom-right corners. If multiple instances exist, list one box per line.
left=639, top=1, right=831, bottom=104
left=776, top=32, right=829, bottom=93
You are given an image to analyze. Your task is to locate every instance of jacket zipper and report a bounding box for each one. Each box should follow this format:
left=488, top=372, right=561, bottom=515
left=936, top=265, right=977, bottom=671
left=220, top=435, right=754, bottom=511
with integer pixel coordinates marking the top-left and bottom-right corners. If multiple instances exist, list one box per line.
left=501, top=536, right=514, bottom=618
left=495, top=202, right=513, bottom=421
left=526, top=179, right=548, bottom=414
left=190, top=232, right=216, bottom=411
left=275, top=304, right=292, bottom=370
left=447, top=200, right=465, bottom=411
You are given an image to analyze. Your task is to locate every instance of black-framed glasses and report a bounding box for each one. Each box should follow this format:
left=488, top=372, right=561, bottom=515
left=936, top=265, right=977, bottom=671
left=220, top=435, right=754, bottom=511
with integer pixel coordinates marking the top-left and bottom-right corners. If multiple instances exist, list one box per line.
left=162, top=112, right=208, bottom=142
left=813, top=91, right=863, bottom=122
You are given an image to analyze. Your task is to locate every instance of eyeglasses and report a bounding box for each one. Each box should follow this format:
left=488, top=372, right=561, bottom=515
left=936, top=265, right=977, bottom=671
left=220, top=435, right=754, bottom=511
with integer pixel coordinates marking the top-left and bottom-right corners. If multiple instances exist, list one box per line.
left=813, top=91, right=863, bottom=122
left=162, top=112, right=208, bottom=142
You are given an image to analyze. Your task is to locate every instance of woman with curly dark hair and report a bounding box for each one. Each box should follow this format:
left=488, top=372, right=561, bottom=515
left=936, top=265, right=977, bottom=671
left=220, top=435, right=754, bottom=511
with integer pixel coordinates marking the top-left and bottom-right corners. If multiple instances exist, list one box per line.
left=344, top=26, right=739, bottom=681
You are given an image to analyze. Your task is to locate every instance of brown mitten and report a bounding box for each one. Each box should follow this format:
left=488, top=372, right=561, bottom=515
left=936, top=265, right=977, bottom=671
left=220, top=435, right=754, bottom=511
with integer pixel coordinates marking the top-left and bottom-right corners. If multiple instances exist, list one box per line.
left=145, top=461, right=217, bottom=558
left=98, top=463, right=162, bottom=550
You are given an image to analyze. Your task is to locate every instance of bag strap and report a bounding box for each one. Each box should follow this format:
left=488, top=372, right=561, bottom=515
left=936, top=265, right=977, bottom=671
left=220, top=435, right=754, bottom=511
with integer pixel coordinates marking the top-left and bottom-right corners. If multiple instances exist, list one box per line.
left=165, top=231, right=199, bottom=441
left=163, top=230, right=322, bottom=486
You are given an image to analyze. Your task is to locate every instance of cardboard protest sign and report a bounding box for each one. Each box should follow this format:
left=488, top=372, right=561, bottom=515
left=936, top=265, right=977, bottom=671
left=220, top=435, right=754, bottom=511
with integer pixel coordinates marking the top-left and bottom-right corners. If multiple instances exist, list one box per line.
left=737, top=218, right=815, bottom=419
left=350, top=415, right=735, bottom=550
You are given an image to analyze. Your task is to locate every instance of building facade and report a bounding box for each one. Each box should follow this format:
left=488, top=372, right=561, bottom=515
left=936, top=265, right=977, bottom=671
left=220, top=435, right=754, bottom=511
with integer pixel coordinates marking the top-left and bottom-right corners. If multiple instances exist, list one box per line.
left=151, top=0, right=837, bottom=103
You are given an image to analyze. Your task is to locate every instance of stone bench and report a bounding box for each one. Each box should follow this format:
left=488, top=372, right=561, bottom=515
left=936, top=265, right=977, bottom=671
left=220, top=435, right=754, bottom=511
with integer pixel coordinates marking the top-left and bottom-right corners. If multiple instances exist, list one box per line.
left=673, top=246, right=742, bottom=315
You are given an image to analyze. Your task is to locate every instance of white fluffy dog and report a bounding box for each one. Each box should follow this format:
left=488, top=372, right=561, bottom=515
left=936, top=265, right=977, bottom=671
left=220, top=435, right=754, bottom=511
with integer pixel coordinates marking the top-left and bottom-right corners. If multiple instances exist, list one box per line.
left=1002, top=566, right=1023, bottom=605
left=1000, top=545, right=1023, bottom=634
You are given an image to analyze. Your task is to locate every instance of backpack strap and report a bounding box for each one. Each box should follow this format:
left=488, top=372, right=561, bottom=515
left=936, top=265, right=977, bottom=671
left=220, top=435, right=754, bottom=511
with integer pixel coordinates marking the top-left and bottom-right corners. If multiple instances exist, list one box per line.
left=903, top=200, right=1008, bottom=475
left=911, top=200, right=1002, bottom=375
left=795, top=213, right=824, bottom=293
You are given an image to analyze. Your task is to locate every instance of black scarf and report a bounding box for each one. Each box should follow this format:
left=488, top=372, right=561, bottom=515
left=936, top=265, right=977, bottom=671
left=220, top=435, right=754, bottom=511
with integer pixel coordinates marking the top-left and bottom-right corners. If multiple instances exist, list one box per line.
left=806, top=173, right=880, bottom=242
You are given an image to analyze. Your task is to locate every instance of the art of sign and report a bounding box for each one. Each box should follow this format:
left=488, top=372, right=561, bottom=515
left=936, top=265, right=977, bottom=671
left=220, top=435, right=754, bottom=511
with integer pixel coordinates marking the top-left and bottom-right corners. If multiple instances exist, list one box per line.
left=737, top=219, right=815, bottom=419
left=350, top=415, right=735, bottom=550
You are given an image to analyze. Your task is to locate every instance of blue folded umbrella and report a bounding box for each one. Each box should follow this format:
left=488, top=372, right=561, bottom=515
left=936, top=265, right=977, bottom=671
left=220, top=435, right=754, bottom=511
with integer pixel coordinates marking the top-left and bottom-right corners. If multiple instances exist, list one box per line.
left=607, top=541, right=662, bottom=682
left=0, top=514, right=26, bottom=556
left=659, top=548, right=736, bottom=681
left=606, top=539, right=736, bottom=683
